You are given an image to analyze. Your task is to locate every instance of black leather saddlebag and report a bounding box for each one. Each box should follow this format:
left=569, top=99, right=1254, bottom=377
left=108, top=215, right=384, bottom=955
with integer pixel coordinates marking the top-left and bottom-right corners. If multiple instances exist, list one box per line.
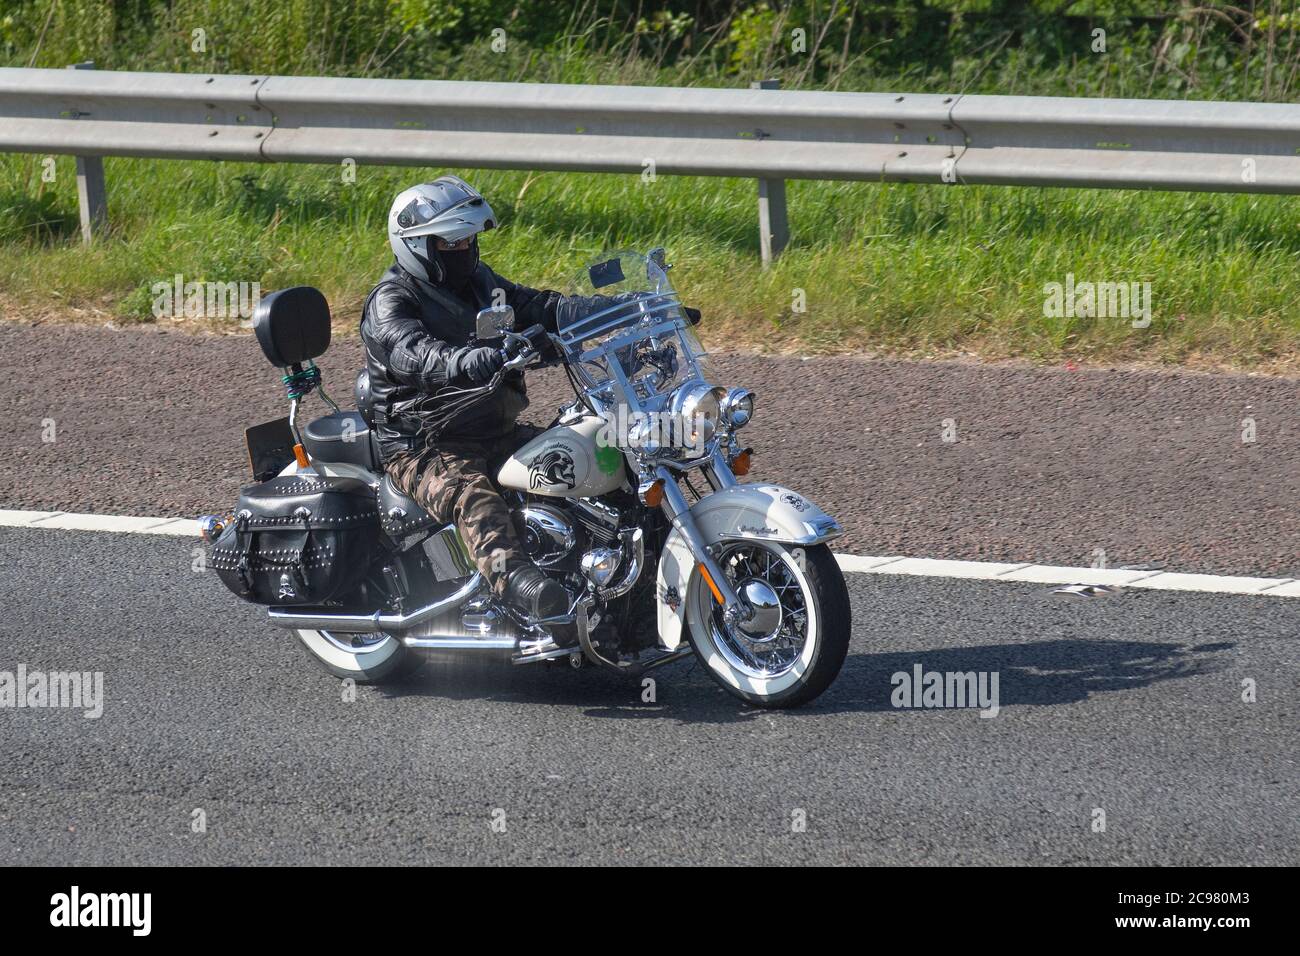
left=210, top=475, right=379, bottom=606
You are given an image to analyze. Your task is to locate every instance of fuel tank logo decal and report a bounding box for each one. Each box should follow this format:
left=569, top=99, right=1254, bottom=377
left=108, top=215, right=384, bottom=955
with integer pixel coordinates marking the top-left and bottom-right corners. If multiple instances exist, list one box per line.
left=594, top=443, right=622, bottom=476
left=529, top=448, right=577, bottom=491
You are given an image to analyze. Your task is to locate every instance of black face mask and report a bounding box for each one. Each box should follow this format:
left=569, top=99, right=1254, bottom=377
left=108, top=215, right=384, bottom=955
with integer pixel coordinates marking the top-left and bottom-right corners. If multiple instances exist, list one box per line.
left=436, top=238, right=479, bottom=291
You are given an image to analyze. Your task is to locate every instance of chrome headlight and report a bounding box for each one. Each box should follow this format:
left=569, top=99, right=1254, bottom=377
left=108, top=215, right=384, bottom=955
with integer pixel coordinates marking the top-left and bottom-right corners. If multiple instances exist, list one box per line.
left=721, top=387, right=755, bottom=428
left=670, top=380, right=724, bottom=456
left=627, top=414, right=663, bottom=455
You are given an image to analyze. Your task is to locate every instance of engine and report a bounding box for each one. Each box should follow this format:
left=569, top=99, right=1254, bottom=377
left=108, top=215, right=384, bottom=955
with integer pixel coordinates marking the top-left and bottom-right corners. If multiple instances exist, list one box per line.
left=513, top=495, right=653, bottom=654
left=517, top=503, right=577, bottom=567
left=515, top=497, right=621, bottom=569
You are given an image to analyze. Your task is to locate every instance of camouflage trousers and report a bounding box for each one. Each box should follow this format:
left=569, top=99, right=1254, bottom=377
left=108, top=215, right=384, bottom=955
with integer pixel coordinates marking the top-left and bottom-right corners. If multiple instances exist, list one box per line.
left=385, top=424, right=539, bottom=596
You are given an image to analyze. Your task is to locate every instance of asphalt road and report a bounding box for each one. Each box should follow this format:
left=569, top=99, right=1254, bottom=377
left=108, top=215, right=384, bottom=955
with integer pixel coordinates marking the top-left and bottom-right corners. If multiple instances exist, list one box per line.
left=2, top=322, right=1297, bottom=576
left=1, top=526, right=1294, bottom=866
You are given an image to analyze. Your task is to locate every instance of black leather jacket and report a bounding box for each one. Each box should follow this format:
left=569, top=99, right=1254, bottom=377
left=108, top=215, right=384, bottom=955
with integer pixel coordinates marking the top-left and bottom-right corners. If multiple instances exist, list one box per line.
left=359, top=261, right=565, bottom=461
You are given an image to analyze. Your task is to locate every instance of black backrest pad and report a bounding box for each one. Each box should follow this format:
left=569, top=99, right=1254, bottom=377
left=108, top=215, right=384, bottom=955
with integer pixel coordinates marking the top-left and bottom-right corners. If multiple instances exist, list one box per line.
left=252, top=286, right=332, bottom=366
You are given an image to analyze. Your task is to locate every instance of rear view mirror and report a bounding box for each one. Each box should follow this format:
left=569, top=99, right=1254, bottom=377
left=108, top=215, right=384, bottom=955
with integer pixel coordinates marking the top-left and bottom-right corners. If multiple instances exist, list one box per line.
left=475, top=304, right=515, bottom=340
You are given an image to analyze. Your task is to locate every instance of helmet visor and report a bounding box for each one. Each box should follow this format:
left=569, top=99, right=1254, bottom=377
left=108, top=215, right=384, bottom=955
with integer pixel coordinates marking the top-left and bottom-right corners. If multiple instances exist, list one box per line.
left=395, top=195, right=490, bottom=240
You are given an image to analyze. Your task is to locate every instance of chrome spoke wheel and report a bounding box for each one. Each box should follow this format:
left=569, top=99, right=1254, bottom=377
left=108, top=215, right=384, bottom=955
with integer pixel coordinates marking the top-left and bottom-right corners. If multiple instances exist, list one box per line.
left=684, top=539, right=849, bottom=709
left=705, top=542, right=812, bottom=681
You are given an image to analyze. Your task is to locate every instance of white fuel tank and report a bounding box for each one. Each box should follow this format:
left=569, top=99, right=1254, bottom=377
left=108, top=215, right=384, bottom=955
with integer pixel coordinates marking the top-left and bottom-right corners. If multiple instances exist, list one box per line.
left=497, top=414, right=627, bottom=498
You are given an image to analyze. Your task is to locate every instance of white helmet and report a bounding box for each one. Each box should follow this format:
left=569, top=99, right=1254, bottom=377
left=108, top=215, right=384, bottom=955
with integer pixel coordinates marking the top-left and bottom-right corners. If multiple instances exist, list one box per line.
left=388, top=176, right=497, bottom=284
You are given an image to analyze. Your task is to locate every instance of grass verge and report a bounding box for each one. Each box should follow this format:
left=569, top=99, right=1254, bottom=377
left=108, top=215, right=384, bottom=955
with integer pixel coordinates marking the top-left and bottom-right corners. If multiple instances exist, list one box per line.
left=2, top=154, right=1298, bottom=372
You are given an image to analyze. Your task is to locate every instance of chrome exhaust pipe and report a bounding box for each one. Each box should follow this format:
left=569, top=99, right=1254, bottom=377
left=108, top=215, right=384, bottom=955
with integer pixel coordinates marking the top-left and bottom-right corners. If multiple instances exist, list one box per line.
left=400, top=634, right=516, bottom=651
left=266, top=572, right=485, bottom=634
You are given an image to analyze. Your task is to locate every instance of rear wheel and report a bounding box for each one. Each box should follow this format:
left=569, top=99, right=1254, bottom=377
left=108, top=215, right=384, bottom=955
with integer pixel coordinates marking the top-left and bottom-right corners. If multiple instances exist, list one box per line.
left=293, top=628, right=422, bottom=684
left=685, top=542, right=849, bottom=708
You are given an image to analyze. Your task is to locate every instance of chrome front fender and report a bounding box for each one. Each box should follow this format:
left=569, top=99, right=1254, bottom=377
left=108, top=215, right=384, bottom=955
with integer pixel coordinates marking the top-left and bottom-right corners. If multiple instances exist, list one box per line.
left=654, top=484, right=842, bottom=650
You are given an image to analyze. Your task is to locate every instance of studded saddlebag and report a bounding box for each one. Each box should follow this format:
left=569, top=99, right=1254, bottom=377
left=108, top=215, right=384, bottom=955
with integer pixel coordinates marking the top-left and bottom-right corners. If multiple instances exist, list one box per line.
left=210, top=475, right=379, bottom=606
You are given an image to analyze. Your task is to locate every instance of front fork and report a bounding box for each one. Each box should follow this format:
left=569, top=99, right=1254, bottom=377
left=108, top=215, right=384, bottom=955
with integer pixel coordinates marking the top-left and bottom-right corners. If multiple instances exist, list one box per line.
left=654, top=451, right=752, bottom=629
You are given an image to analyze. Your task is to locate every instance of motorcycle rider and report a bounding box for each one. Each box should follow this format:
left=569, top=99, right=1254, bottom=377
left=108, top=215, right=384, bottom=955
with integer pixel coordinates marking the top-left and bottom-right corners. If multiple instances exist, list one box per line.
left=361, top=176, right=700, bottom=630
left=360, top=176, right=573, bottom=625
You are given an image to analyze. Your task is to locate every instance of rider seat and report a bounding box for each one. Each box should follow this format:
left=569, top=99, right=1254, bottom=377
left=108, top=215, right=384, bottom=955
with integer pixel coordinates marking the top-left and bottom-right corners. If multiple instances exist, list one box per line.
left=376, top=473, right=440, bottom=539
left=301, top=412, right=381, bottom=470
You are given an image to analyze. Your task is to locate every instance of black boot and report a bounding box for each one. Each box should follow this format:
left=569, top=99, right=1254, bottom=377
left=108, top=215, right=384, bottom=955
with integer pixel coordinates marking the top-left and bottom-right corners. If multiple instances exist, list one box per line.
left=503, top=565, right=570, bottom=621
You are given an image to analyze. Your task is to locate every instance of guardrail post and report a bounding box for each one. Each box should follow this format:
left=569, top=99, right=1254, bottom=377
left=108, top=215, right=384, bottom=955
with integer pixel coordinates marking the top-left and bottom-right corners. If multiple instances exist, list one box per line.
left=751, top=79, right=789, bottom=267
left=67, top=61, right=107, bottom=244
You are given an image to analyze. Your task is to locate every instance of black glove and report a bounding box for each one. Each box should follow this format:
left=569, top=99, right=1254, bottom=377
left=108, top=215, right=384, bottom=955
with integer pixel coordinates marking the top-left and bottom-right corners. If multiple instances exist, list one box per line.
left=456, top=346, right=505, bottom=385
left=684, top=306, right=702, bottom=326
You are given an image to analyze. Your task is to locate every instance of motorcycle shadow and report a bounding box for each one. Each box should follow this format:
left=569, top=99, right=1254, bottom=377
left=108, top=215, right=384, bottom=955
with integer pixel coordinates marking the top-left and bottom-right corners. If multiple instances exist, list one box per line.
left=377, top=637, right=1232, bottom=721
left=823, top=637, right=1232, bottom=714
left=379, top=651, right=669, bottom=705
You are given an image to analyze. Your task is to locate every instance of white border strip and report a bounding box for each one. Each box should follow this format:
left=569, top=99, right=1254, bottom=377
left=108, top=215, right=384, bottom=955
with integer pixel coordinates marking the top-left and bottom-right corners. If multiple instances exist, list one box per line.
left=1, top=508, right=1296, bottom=598
left=0, top=510, right=202, bottom=537
left=834, top=554, right=1299, bottom=598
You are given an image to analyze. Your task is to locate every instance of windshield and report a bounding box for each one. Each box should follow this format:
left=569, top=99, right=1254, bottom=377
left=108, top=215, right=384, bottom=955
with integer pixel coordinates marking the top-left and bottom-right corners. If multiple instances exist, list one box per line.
left=554, top=249, right=709, bottom=414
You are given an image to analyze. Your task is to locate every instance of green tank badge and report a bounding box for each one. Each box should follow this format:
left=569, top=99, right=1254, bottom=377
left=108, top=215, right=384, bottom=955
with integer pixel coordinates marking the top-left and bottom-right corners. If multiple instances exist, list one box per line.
left=594, top=443, right=622, bottom=475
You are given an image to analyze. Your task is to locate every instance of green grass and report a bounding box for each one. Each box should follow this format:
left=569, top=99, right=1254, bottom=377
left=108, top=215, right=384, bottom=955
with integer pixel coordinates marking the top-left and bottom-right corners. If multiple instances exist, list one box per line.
left=2, top=152, right=1298, bottom=370
left=3, top=3, right=1298, bottom=369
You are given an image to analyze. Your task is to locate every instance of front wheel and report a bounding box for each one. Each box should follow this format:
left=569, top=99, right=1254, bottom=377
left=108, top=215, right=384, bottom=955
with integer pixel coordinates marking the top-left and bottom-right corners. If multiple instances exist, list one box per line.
left=685, top=541, right=850, bottom=708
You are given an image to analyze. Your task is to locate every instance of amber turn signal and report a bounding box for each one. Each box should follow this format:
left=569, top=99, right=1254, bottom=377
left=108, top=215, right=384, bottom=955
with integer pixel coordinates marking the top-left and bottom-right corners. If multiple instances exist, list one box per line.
left=293, top=443, right=310, bottom=467
left=730, top=447, right=753, bottom=476
left=639, top=478, right=665, bottom=508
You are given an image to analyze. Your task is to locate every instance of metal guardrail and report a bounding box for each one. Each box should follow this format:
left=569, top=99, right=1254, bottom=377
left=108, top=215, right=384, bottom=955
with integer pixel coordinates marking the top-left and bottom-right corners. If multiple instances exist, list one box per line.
left=4, top=65, right=1300, bottom=259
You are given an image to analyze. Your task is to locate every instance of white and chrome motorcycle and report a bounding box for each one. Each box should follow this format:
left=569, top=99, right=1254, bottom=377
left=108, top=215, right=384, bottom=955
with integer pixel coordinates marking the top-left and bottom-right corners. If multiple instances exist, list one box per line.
left=204, top=248, right=850, bottom=708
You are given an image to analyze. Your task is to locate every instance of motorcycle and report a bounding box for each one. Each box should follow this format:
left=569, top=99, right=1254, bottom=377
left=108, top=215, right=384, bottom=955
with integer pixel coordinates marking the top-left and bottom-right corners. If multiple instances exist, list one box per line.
left=202, top=247, right=850, bottom=708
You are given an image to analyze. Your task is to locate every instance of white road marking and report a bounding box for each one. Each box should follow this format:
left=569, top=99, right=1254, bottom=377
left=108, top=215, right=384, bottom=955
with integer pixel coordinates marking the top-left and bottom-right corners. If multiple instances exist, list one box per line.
left=0, top=510, right=203, bottom=536
left=0, top=508, right=1294, bottom=598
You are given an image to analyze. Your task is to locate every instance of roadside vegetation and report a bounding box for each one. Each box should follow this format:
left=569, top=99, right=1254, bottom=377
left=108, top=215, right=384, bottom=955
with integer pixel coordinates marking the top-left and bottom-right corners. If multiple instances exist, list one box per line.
left=2, top=1, right=1299, bottom=371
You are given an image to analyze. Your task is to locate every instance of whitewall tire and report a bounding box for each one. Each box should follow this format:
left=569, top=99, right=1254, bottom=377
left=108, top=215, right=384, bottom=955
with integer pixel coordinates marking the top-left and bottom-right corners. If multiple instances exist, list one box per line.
left=686, top=541, right=849, bottom=708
